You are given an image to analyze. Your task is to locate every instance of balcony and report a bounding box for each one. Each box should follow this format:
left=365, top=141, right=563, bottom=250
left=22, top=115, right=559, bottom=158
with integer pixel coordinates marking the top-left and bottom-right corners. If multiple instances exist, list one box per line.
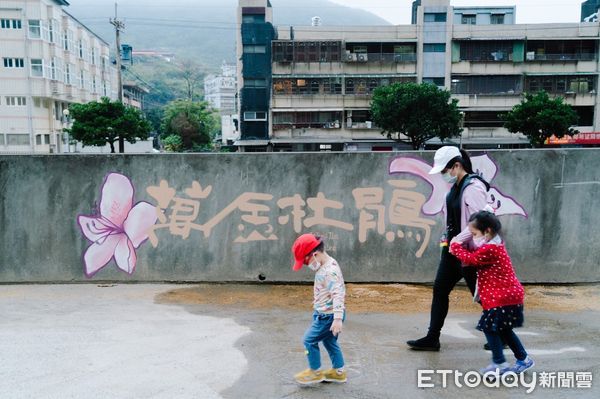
left=271, top=95, right=370, bottom=109
left=526, top=53, right=596, bottom=62
left=272, top=121, right=341, bottom=130
left=343, top=53, right=416, bottom=63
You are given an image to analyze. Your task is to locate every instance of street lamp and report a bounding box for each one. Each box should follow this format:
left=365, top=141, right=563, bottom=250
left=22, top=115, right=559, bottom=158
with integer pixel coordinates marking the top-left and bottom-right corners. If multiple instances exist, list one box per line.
left=62, top=108, right=71, bottom=153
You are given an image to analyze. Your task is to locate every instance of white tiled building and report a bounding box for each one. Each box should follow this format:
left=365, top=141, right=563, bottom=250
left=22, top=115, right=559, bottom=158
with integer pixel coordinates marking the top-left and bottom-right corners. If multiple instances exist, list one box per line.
left=0, top=0, right=117, bottom=153
left=204, top=62, right=239, bottom=144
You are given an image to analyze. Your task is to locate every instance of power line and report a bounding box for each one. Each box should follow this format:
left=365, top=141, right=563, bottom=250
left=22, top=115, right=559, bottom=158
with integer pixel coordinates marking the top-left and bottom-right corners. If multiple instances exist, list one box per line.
left=79, top=17, right=600, bottom=34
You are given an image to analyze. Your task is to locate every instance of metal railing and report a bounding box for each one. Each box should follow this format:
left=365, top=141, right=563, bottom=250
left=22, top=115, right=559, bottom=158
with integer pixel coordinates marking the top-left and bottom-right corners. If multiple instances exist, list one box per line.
left=344, top=52, right=417, bottom=63
left=527, top=53, right=596, bottom=61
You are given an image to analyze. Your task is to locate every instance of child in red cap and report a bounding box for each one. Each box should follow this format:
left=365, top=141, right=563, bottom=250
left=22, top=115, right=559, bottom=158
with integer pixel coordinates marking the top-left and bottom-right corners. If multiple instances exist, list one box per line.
left=291, top=233, right=347, bottom=385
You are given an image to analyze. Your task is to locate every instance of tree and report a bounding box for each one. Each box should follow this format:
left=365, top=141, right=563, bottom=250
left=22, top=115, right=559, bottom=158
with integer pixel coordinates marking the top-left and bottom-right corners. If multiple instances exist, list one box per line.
left=67, top=98, right=151, bottom=153
left=503, top=91, right=579, bottom=148
left=174, top=59, right=204, bottom=101
left=161, top=100, right=216, bottom=151
left=161, top=135, right=183, bottom=152
left=370, top=82, right=463, bottom=150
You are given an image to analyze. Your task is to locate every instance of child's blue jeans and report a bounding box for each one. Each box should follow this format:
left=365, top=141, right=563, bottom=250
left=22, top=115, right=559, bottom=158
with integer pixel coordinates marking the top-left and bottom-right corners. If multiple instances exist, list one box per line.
left=302, top=311, right=345, bottom=370
left=484, top=330, right=527, bottom=364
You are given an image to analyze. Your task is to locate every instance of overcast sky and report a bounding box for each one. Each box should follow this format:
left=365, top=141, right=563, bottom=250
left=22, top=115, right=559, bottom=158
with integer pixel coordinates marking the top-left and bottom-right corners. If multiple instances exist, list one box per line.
left=327, top=0, right=582, bottom=25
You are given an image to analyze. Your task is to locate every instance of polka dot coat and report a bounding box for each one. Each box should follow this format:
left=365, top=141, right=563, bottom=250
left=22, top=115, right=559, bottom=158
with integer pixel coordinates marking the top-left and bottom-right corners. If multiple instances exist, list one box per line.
left=450, top=242, right=524, bottom=311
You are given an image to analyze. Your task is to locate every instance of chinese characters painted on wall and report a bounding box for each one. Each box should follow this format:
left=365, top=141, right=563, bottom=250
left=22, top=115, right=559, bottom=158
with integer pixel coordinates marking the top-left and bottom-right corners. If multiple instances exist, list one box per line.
left=77, top=153, right=526, bottom=277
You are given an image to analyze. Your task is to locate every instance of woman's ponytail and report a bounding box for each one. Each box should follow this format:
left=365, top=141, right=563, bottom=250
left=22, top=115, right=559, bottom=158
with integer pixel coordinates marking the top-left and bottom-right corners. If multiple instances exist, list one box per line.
left=459, top=149, right=474, bottom=174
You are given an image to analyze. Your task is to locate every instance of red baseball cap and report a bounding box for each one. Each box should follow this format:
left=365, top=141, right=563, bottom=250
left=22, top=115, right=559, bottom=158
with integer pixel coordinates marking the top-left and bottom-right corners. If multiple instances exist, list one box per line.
left=291, top=234, right=322, bottom=271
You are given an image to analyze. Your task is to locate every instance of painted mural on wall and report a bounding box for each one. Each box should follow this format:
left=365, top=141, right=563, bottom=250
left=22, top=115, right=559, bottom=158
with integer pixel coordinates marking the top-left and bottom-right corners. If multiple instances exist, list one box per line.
left=77, top=153, right=525, bottom=277
left=77, top=173, right=158, bottom=277
left=388, top=154, right=527, bottom=218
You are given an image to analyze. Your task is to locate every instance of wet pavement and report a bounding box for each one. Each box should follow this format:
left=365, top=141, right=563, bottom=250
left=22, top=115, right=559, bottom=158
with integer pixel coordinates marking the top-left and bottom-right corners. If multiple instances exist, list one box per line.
left=0, top=284, right=598, bottom=399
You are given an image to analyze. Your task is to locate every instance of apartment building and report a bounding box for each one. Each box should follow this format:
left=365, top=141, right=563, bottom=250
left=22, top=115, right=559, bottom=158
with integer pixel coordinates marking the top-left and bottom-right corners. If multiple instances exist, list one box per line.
left=236, top=0, right=600, bottom=152
left=0, top=0, right=117, bottom=154
left=204, top=62, right=239, bottom=145
left=123, top=82, right=149, bottom=111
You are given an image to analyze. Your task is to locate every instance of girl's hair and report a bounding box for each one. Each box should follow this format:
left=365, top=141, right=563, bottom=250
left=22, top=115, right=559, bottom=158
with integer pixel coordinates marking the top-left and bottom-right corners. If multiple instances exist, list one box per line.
left=469, top=211, right=502, bottom=235
left=444, top=149, right=474, bottom=174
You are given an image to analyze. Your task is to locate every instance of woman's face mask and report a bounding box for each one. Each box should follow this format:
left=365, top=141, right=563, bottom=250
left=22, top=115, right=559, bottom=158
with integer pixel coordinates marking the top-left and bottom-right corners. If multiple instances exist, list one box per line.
left=441, top=165, right=457, bottom=184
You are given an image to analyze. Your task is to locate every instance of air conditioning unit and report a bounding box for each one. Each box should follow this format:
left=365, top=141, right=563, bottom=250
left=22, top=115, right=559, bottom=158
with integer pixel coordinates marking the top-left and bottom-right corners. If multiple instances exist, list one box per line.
left=345, top=53, right=357, bottom=62
left=357, top=53, right=368, bottom=62
left=526, top=51, right=535, bottom=61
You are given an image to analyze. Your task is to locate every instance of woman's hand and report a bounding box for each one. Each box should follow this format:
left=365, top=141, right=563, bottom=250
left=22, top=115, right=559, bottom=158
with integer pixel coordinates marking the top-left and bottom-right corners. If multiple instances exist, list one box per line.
left=330, top=319, right=343, bottom=336
left=448, top=238, right=459, bottom=254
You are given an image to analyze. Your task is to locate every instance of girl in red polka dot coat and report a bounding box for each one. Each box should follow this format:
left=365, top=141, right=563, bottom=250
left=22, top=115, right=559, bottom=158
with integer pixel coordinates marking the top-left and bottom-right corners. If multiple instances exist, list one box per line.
left=450, top=210, right=535, bottom=376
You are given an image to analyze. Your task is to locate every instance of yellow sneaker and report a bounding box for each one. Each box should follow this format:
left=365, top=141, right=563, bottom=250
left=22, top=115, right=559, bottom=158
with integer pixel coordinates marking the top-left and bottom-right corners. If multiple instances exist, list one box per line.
left=323, top=368, right=347, bottom=383
left=294, top=368, right=324, bottom=385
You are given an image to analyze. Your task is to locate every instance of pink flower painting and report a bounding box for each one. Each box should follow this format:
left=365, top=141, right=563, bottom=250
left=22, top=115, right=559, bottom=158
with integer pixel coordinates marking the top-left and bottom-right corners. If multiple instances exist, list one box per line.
left=78, top=173, right=157, bottom=278
left=388, top=154, right=527, bottom=218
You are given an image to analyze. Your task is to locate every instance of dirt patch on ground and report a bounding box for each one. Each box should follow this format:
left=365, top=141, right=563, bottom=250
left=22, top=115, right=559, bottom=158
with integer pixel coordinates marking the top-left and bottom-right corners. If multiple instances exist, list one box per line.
left=156, top=284, right=600, bottom=314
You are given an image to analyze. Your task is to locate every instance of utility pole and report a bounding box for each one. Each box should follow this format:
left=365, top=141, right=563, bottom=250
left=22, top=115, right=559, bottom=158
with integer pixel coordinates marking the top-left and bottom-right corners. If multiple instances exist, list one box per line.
left=110, top=2, right=125, bottom=153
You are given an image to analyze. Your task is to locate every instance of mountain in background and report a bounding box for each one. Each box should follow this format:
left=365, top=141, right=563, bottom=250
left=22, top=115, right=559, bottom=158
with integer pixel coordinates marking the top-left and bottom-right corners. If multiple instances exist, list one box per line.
left=68, top=0, right=391, bottom=71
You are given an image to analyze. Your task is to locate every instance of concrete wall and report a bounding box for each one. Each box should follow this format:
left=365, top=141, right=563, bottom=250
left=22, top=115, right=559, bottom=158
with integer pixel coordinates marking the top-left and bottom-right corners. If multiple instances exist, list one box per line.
left=1, top=149, right=599, bottom=283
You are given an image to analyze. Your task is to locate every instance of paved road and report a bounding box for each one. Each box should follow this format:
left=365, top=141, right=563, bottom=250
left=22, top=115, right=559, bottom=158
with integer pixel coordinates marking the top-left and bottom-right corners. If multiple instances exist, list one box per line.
left=0, top=284, right=598, bottom=399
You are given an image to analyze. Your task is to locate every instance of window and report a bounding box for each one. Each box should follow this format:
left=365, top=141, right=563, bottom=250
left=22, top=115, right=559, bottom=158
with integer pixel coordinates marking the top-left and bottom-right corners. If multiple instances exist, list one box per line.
left=5, top=96, right=27, bottom=106
left=242, top=14, right=265, bottom=24
left=451, top=75, right=522, bottom=94
left=423, top=43, right=446, bottom=53
left=92, top=77, right=97, bottom=93
left=424, top=13, right=447, bottom=22
left=48, top=58, right=64, bottom=82
left=272, top=111, right=342, bottom=129
left=323, top=78, right=342, bottom=94
left=244, top=79, right=267, bottom=88
left=1, top=19, right=22, bottom=29
left=36, top=134, right=50, bottom=145
left=463, top=111, right=506, bottom=128
left=490, top=14, right=505, bottom=25
left=79, top=70, right=84, bottom=89
left=243, top=45, right=266, bottom=54
left=345, top=79, right=355, bottom=95
left=91, top=48, right=97, bottom=65
left=525, top=75, right=596, bottom=94
left=526, top=40, right=597, bottom=61
left=28, top=20, right=41, bottom=38
left=30, top=59, right=44, bottom=77
left=65, top=64, right=71, bottom=85
left=48, top=19, right=58, bottom=43
left=423, top=77, right=445, bottom=86
left=459, top=41, right=513, bottom=62
left=244, top=111, right=267, bottom=121
left=7, top=134, right=30, bottom=146
left=62, top=30, right=69, bottom=51
left=0, top=134, right=4, bottom=146
left=461, top=14, right=476, bottom=25
left=3, top=58, right=24, bottom=68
